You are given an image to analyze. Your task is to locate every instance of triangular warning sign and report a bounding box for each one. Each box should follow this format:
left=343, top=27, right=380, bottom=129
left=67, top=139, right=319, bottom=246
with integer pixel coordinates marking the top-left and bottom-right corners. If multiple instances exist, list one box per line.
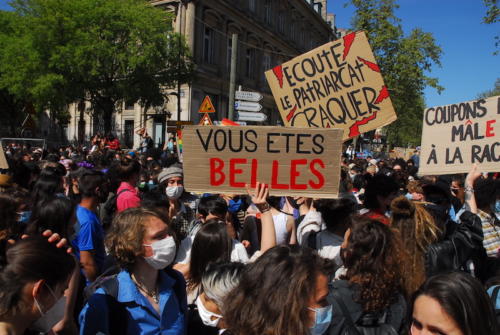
left=199, top=113, right=213, bottom=126
left=198, top=96, right=216, bottom=113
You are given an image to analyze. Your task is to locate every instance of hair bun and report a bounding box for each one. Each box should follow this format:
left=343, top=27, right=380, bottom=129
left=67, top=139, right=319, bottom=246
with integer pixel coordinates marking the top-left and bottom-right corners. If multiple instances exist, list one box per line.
left=391, top=196, right=415, bottom=217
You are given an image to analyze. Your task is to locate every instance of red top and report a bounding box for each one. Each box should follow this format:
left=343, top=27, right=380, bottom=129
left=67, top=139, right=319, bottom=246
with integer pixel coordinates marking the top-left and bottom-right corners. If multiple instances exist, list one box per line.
left=362, top=209, right=390, bottom=225
left=116, top=182, right=140, bottom=213
left=107, top=138, right=120, bottom=150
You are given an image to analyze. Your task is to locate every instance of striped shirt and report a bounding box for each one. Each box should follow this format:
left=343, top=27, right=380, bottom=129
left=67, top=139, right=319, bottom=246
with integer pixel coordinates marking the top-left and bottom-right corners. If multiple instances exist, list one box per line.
left=477, top=210, right=500, bottom=258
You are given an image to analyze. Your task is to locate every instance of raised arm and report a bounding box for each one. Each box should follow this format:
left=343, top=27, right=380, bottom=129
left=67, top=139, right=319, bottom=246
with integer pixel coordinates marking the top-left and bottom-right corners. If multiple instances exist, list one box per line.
left=246, top=182, right=276, bottom=253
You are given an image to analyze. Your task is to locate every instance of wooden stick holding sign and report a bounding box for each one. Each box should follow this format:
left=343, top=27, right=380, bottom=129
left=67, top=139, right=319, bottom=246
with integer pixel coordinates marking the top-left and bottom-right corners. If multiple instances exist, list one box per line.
left=265, top=31, right=397, bottom=140
left=419, top=95, right=499, bottom=176
left=182, top=126, right=343, bottom=198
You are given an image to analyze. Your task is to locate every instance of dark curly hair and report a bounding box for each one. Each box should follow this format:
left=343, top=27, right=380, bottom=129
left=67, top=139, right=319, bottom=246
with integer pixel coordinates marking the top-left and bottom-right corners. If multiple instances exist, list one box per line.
left=223, top=245, right=336, bottom=335
left=343, top=217, right=405, bottom=312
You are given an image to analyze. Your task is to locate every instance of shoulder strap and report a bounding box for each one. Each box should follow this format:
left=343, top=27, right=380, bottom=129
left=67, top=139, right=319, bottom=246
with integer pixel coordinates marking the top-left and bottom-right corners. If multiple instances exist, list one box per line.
left=116, top=188, right=131, bottom=197
left=307, top=231, right=318, bottom=250
left=331, top=289, right=362, bottom=335
left=101, top=276, right=128, bottom=335
left=491, top=286, right=500, bottom=308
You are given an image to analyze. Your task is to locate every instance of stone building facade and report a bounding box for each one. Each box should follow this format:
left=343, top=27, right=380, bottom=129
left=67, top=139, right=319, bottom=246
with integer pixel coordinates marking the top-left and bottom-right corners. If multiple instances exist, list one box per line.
left=65, top=0, right=335, bottom=148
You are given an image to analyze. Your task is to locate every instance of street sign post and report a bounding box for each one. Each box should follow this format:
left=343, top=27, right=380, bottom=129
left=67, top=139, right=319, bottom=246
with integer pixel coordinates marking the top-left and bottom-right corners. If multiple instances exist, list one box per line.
left=235, top=91, right=263, bottom=102
left=236, top=111, right=267, bottom=122
left=235, top=101, right=262, bottom=112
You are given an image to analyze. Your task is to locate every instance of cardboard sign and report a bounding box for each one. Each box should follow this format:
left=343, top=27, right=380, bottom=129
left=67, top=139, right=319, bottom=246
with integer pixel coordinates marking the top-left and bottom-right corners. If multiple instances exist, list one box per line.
left=0, top=146, right=8, bottom=170
left=182, top=126, right=343, bottom=198
left=265, top=31, right=396, bottom=140
left=419, top=95, right=500, bottom=176
left=198, top=96, right=216, bottom=113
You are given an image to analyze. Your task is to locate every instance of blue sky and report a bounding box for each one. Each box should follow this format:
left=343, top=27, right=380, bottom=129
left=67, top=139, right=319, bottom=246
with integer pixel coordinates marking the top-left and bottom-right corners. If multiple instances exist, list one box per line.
left=1, top=0, right=498, bottom=108
left=329, top=0, right=499, bottom=108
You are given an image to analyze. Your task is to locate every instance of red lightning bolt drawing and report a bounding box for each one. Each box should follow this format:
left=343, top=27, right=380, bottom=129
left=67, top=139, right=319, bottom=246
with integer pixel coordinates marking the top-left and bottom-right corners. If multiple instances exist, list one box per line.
left=374, top=86, right=390, bottom=104
left=348, top=112, right=378, bottom=138
left=357, top=57, right=380, bottom=72
left=342, top=32, right=356, bottom=61
left=286, top=105, right=298, bottom=122
left=272, top=65, right=284, bottom=88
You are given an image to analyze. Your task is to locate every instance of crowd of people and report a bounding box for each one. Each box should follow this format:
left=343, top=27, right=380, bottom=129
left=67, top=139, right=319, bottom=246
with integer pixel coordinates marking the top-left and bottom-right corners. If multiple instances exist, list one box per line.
left=0, top=138, right=499, bottom=335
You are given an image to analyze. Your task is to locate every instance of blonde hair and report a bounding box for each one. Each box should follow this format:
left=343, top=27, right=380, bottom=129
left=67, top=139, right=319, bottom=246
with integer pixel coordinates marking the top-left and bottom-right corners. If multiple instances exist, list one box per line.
left=105, top=208, right=166, bottom=271
left=390, top=196, right=441, bottom=295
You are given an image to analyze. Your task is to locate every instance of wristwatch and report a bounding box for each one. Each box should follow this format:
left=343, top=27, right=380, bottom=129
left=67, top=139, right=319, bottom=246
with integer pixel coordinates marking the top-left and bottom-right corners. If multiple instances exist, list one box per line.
left=256, top=202, right=271, bottom=213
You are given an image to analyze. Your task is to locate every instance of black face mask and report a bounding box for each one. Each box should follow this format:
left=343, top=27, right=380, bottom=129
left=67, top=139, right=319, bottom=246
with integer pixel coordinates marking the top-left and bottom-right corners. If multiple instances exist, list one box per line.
left=286, top=197, right=300, bottom=210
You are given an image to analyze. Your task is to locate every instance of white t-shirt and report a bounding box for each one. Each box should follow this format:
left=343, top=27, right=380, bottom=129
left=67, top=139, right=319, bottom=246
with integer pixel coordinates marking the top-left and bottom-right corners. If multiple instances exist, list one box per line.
left=175, top=236, right=249, bottom=264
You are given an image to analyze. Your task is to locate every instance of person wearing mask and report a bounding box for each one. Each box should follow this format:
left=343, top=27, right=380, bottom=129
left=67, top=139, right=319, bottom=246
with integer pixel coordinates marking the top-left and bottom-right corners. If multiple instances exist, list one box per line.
left=195, top=262, right=245, bottom=335
left=72, top=170, right=109, bottom=284
left=328, top=218, right=407, bottom=334
left=224, top=245, right=335, bottom=335
left=115, top=158, right=141, bottom=212
left=79, top=208, right=186, bottom=334
left=361, top=174, right=399, bottom=225
left=158, top=165, right=197, bottom=240
left=410, top=271, right=497, bottom=335
left=0, top=237, right=75, bottom=335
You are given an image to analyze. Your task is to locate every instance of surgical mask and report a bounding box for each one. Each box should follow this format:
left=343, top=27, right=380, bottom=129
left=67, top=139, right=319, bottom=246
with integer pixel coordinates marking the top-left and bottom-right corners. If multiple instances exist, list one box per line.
left=31, top=285, right=66, bottom=333
left=143, top=236, right=176, bottom=270
left=196, top=296, right=222, bottom=327
left=495, top=200, right=500, bottom=213
left=308, top=304, right=332, bottom=335
left=166, top=186, right=183, bottom=199
left=228, top=198, right=242, bottom=213
left=17, top=210, right=31, bottom=223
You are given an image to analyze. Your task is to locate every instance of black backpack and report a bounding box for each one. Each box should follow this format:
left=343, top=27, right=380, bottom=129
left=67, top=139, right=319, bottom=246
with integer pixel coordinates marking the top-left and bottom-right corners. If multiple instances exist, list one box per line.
left=331, top=290, right=399, bottom=335
left=101, top=189, right=130, bottom=229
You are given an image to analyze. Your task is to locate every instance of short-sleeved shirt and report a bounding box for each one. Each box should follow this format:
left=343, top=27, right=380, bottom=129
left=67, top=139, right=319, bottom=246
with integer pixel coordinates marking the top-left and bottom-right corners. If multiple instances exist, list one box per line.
left=72, top=205, right=106, bottom=282
left=116, top=182, right=141, bottom=213
left=79, top=270, right=186, bottom=335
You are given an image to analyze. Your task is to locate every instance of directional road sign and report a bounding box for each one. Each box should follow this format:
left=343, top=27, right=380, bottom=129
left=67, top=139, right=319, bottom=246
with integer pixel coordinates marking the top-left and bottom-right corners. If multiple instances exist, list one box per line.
left=235, top=91, right=263, bottom=102
left=237, top=111, right=267, bottom=122
left=235, top=101, right=262, bottom=112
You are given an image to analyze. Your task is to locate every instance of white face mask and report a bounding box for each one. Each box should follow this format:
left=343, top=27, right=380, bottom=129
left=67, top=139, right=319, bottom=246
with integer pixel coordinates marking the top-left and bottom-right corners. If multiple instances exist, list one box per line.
left=166, top=185, right=184, bottom=199
left=143, top=236, right=176, bottom=270
left=196, top=296, right=222, bottom=327
left=31, top=284, right=66, bottom=333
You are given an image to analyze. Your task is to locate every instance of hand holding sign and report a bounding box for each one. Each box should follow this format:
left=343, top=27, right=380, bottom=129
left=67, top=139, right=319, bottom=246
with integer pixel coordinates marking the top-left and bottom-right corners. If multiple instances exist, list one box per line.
left=246, top=181, right=269, bottom=208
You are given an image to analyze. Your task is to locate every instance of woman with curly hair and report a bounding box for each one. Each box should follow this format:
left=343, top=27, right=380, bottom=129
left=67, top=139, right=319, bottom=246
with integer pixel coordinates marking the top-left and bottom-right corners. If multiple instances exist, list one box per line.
left=224, top=245, right=336, bottom=335
left=390, top=196, right=441, bottom=296
left=328, top=217, right=407, bottom=335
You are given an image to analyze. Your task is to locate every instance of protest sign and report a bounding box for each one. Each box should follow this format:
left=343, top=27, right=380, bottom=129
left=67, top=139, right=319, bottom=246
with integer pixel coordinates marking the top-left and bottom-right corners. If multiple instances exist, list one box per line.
left=265, top=31, right=396, bottom=141
left=182, top=126, right=343, bottom=198
left=0, top=146, right=8, bottom=169
left=419, top=95, right=499, bottom=176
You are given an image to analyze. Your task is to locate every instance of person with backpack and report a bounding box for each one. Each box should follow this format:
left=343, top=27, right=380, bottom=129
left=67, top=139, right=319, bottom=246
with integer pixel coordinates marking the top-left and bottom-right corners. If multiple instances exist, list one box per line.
left=115, top=158, right=141, bottom=213
left=328, top=217, right=407, bottom=335
left=79, top=207, right=186, bottom=334
left=72, top=170, right=109, bottom=285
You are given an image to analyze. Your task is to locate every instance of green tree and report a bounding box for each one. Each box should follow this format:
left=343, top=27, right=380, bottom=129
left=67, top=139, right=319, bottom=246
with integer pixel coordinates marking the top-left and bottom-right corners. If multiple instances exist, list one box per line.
left=0, top=0, right=194, bottom=135
left=349, top=0, right=443, bottom=147
left=482, top=0, right=499, bottom=54
left=477, top=78, right=500, bottom=98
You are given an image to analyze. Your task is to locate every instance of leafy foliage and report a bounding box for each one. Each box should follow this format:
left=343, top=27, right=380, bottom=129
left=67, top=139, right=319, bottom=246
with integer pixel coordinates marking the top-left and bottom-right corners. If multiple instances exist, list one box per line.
left=482, top=0, right=499, bottom=54
left=349, top=0, right=442, bottom=147
left=477, top=78, right=500, bottom=99
left=0, top=0, right=194, bottom=134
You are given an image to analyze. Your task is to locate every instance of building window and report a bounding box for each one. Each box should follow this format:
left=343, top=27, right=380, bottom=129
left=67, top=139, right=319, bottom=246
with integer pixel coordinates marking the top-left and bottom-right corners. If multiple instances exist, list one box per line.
left=249, top=0, right=256, bottom=12
left=262, top=53, right=271, bottom=81
left=124, top=100, right=135, bottom=110
left=203, top=25, right=214, bottom=64
left=278, top=12, right=285, bottom=33
left=246, top=48, right=255, bottom=78
left=264, top=0, right=272, bottom=24
left=227, top=36, right=232, bottom=71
